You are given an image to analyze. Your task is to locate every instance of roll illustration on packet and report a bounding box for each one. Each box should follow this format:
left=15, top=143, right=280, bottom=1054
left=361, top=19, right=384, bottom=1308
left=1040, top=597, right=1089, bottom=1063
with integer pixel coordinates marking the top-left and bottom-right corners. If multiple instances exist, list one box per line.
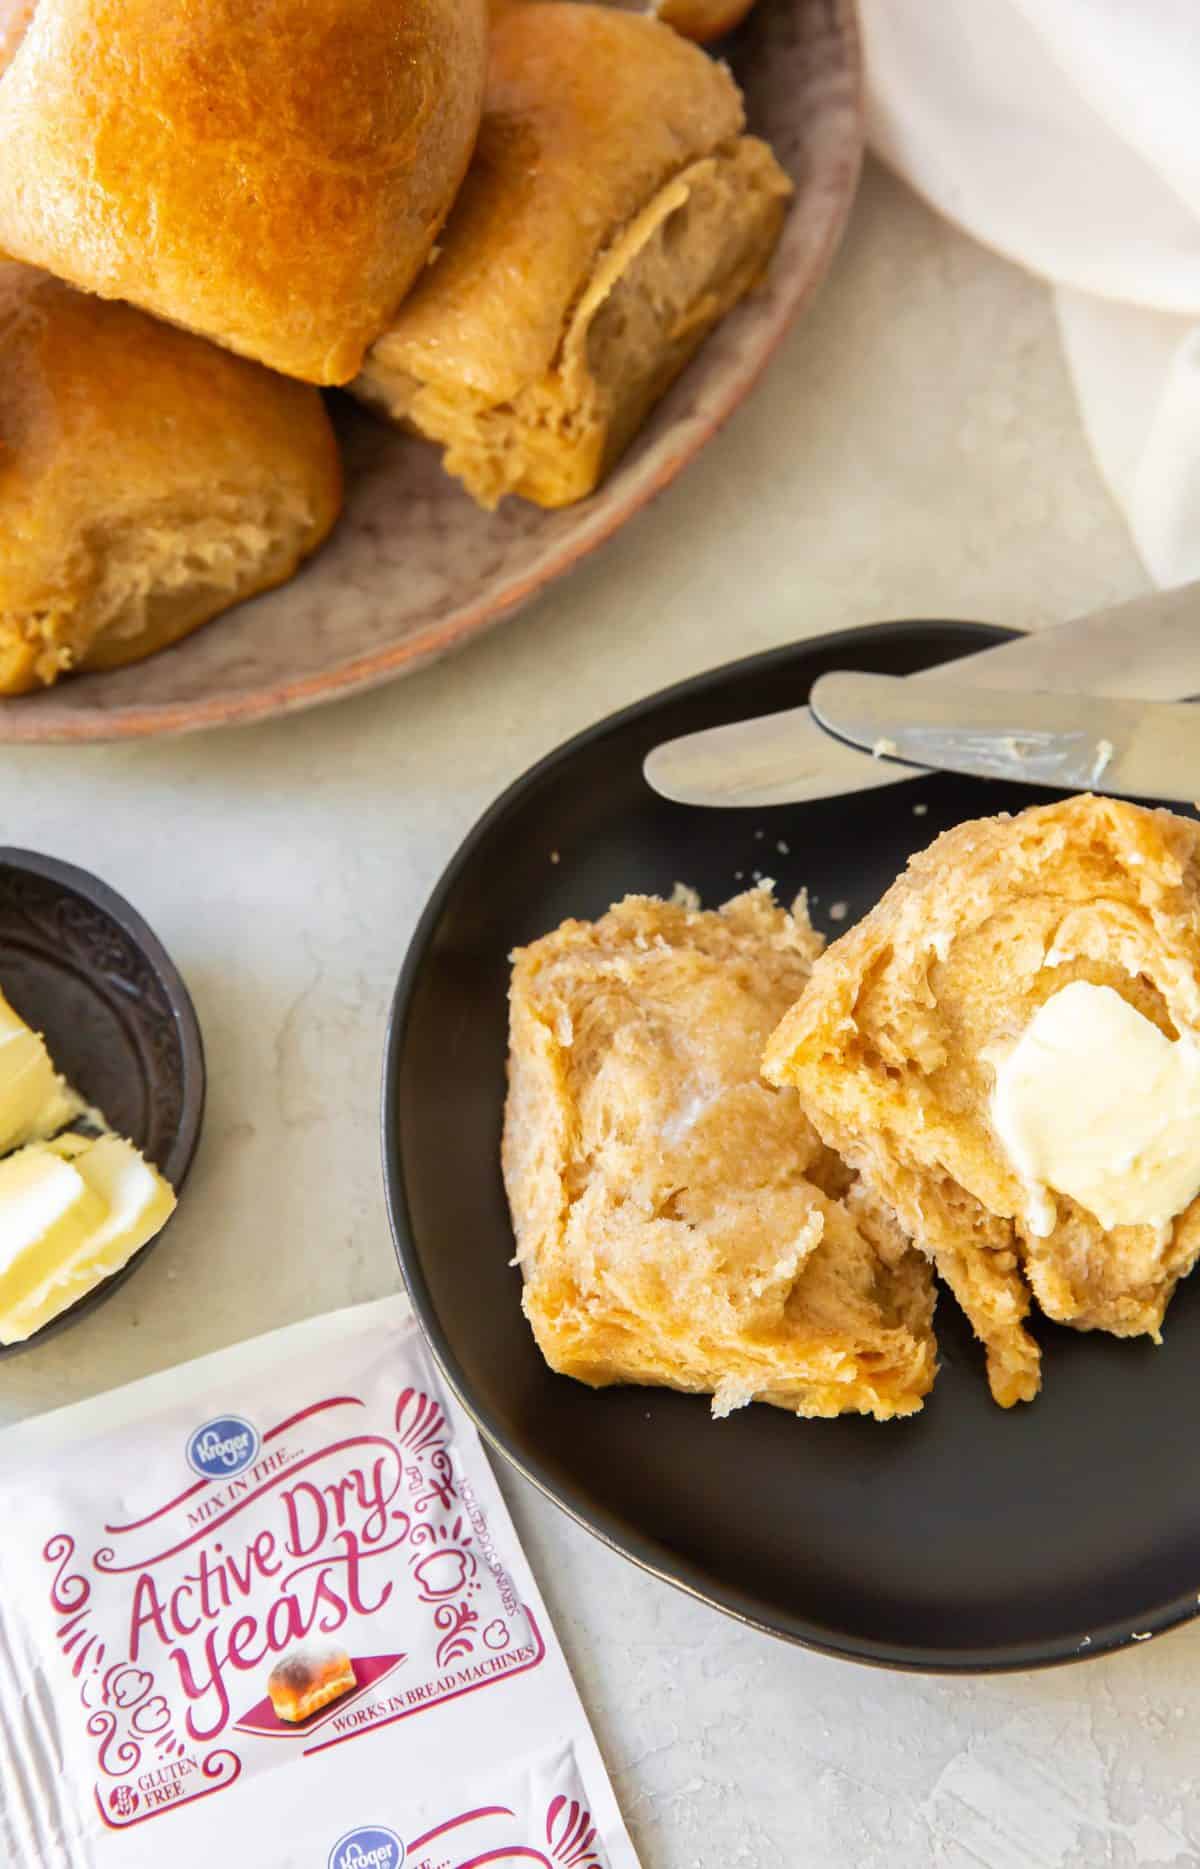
left=0, top=1296, right=639, bottom=1868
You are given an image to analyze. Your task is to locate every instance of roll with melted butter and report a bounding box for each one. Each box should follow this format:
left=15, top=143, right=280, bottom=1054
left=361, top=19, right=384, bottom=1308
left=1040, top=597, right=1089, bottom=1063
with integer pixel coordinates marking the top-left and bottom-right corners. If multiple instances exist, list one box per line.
left=764, top=796, right=1200, bottom=1406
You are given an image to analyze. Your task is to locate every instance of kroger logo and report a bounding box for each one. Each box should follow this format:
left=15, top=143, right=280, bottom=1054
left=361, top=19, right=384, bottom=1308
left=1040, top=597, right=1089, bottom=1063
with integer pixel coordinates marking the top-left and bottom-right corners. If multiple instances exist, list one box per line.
left=186, top=1415, right=260, bottom=1480
left=328, top=1828, right=405, bottom=1869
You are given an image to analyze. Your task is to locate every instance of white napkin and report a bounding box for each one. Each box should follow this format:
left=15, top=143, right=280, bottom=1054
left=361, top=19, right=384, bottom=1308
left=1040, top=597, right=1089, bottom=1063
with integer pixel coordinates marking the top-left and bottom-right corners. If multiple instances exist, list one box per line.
left=858, top=0, right=1200, bottom=587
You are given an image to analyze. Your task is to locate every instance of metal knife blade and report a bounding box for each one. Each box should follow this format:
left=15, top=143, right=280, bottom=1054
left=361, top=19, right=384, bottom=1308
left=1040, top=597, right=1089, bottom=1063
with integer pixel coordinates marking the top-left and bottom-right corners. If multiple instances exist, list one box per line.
left=642, top=582, right=1200, bottom=808
left=808, top=671, right=1200, bottom=806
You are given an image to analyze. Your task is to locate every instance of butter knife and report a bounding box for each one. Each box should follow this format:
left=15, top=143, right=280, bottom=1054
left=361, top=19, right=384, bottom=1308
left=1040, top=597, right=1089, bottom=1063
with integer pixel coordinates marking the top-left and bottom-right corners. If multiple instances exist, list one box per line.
left=642, top=582, right=1200, bottom=808
left=808, top=673, right=1200, bottom=806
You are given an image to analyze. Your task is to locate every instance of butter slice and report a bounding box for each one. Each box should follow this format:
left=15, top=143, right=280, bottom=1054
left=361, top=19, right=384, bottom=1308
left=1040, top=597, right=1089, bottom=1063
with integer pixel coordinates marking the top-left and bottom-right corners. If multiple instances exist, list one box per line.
left=0, top=1150, right=108, bottom=1332
left=990, top=981, right=1200, bottom=1235
left=0, top=1135, right=176, bottom=1343
left=0, top=988, right=81, bottom=1152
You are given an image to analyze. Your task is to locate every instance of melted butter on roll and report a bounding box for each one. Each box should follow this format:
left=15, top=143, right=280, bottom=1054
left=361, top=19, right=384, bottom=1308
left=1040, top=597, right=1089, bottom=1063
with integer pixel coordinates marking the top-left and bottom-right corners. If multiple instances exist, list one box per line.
left=990, top=981, right=1200, bottom=1236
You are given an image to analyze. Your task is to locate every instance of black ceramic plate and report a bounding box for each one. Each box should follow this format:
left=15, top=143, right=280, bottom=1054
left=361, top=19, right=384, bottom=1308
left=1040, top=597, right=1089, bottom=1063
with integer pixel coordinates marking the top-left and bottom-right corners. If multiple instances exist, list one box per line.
left=383, top=621, right=1200, bottom=1672
left=0, top=850, right=205, bottom=1352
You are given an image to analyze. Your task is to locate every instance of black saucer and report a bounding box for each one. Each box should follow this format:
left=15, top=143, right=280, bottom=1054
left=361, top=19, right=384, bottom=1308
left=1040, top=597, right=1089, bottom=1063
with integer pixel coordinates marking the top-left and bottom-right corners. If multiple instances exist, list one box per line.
left=382, top=620, right=1200, bottom=1672
left=0, top=849, right=205, bottom=1352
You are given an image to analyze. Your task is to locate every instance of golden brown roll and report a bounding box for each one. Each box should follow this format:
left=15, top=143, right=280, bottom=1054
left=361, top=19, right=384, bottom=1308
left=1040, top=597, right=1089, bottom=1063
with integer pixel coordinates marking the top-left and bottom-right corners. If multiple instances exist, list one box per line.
left=0, top=0, right=488, bottom=384
left=764, top=797, right=1200, bottom=1408
left=503, top=888, right=937, bottom=1421
left=353, top=4, right=792, bottom=508
left=0, top=262, right=342, bottom=694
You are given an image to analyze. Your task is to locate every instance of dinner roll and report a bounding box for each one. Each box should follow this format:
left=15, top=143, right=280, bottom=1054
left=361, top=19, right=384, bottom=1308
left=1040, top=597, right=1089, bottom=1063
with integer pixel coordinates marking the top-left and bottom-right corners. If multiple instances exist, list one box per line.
left=0, top=0, right=488, bottom=384
left=764, top=796, right=1200, bottom=1407
left=503, top=889, right=937, bottom=1420
left=353, top=4, right=792, bottom=508
left=0, top=263, right=341, bottom=694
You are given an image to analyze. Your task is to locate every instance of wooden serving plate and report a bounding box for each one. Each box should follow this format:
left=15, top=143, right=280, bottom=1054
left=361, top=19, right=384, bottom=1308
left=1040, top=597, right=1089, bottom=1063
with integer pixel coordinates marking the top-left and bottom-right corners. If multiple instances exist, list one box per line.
left=2, top=0, right=862, bottom=743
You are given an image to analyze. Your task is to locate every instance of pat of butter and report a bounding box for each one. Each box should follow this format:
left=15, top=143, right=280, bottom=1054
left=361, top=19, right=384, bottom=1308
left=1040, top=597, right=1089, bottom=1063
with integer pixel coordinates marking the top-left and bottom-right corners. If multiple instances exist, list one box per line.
left=0, top=1135, right=176, bottom=1344
left=0, top=1150, right=108, bottom=1320
left=0, top=989, right=81, bottom=1152
left=990, top=981, right=1200, bottom=1234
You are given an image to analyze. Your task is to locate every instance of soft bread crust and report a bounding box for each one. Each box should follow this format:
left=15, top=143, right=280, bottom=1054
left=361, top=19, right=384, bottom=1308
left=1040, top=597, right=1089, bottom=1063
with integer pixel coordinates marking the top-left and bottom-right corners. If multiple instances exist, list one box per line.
left=486, top=0, right=757, bottom=38
left=354, top=4, right=792, bottom=507
left=656, top=0, right=758, bottom=45
left=0, top=262, right=342, bottom=693
left=0, top=0, right=488, bottom=384
left=764, top=797, right=1200, bottom=1407
left=503, top=889, right=937, bottom=1420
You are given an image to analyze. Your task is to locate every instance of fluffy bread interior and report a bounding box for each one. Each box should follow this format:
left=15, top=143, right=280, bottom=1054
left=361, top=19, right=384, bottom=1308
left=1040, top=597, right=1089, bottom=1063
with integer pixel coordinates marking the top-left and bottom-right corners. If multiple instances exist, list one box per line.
left=503, top=889, right=937, bottom=1420
left=1, top=489, right=333, bottom=692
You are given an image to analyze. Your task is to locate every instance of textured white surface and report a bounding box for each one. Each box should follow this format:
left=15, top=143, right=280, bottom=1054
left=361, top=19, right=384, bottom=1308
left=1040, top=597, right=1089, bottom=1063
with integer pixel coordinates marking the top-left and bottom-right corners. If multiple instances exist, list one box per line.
left=1, top=164, right=1195, bottom=1865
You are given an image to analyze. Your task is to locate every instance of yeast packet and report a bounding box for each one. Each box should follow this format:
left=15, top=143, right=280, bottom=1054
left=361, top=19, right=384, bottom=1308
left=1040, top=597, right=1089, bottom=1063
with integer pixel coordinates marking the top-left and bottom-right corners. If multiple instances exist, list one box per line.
left=0, top=1296, right=639, bottom=1869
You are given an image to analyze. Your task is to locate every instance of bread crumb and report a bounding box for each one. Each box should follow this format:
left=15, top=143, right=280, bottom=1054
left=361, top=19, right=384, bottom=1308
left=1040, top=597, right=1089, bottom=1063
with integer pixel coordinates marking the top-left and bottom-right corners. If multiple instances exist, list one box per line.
left=776, top=839, right=789, bottom=855
left=912, top=802, right=928, bottom=816
left=550, top=850, right=560, bottom=864
left=872, top=737, right=898, bottom=759
left=829, top=900, right=849, bottom=922
left=711, top=1376, right=757, bottom=1420
left=670, top=882, right=702, bottom=910
left=754, top=828, right=765, bottom=840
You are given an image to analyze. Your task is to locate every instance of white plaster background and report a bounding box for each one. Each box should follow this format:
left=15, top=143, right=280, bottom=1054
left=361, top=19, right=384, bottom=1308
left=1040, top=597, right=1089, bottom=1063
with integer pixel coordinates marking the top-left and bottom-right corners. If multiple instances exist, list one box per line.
left=1, top=164, right=1195, bottom=1866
